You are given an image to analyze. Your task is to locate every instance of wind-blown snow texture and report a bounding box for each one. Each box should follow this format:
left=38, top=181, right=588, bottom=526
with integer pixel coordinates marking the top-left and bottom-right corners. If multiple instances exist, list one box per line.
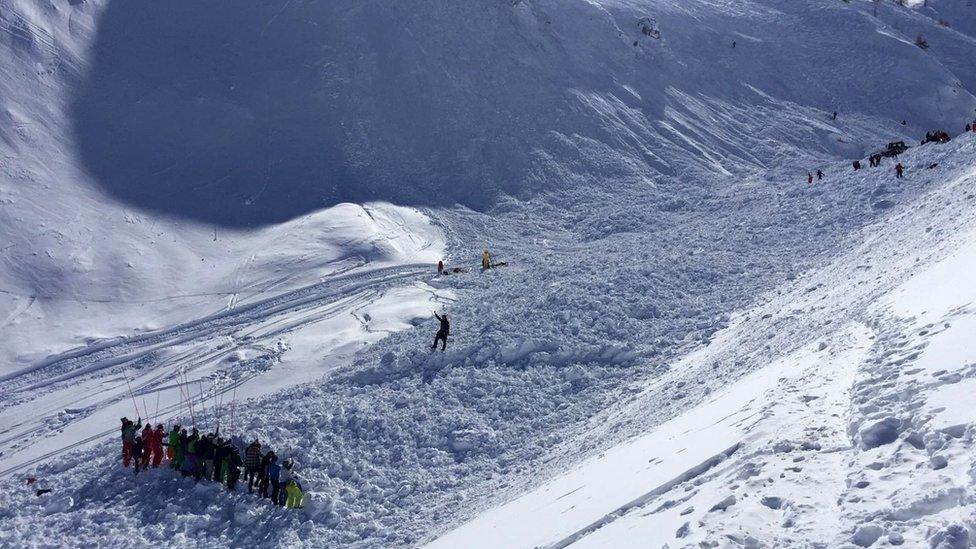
left=2, top=0, right=976, bottom=547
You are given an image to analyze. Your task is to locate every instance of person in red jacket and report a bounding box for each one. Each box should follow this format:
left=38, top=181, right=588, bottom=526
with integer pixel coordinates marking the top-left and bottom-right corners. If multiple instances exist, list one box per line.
left=807, top=172, right=813, bottom=184
left=151, top=424, right=166, bottom=468
left=140, top=424, right=153, bottom=470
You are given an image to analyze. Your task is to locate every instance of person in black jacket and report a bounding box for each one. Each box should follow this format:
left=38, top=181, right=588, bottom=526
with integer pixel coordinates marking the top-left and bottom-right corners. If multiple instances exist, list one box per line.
left=259, top=450, right=276, bottom=498
left=195, top=435, right=213, bottom=481
left=132, top=436, right=146, bottom=475
left=430, top=312, right=450, bottom=351
left=227, top=447, right=243, bottom=491
left=212, top=437, right=226, bottom=482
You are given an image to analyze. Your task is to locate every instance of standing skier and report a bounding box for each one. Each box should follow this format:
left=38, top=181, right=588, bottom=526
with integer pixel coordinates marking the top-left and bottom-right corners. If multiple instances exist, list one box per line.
left=895, top=163, right=904, bottom=178
left=431, top=312, right=450, bottom=352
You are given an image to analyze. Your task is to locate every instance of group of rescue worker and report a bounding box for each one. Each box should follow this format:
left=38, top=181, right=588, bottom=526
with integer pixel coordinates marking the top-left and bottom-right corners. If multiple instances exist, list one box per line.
left=807, top=118, right=976, bottom=184
left=120, top=417, right=305, bottom=509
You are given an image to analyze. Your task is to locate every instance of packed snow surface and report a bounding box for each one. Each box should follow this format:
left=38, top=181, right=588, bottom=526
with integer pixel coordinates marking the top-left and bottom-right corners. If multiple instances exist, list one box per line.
left=2, top=0, right=976, bottom=547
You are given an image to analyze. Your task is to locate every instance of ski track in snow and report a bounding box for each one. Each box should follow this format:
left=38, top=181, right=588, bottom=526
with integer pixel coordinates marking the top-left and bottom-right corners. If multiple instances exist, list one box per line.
left=0, top=263, right=437, bottom=477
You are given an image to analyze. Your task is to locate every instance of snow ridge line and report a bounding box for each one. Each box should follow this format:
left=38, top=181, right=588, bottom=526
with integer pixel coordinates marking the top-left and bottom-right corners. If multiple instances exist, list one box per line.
left=544, top=442, right=742, bottom=549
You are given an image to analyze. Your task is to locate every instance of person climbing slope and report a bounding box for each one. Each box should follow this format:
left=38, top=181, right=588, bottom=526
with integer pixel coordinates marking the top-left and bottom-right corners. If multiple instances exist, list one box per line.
left=430, top=311, right=450, bottom=352
left=816, top=169, right=824, bottom=180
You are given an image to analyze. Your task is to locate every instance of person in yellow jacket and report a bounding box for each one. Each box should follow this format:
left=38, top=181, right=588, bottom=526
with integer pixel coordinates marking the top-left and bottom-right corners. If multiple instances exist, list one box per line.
left=481, top=249, right=491, bottom=270
left=285, top=480, right=304, bottom=508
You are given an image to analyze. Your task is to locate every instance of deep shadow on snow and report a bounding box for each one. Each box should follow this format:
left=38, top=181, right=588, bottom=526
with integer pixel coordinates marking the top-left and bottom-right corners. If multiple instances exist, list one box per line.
left=70, top=0, right=632, bottom=227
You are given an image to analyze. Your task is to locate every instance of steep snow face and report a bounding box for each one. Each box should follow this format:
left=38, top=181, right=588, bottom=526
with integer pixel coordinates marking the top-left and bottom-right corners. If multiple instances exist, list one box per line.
left=8, top=0, right=976, bottom=226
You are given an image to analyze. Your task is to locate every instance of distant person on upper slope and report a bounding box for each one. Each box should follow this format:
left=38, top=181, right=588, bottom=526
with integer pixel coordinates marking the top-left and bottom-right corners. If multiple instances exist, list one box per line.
left=807, top=173, right=813, bottom=184
left=816, top=169, right=824, bottom=180
left=482, top=249, right=492, bottom=270
left=431, top=312, right=450, bottom=352
left=895, top=163, right=904, bottom=179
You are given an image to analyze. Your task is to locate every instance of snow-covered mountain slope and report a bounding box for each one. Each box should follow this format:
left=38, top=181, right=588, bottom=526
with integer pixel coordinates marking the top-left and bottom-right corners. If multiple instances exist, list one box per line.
left=427, top=138, right=976, bottom=548
left=3, top=137, right=975, bottom=547
left=2, top=0, right=976, bottom=547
